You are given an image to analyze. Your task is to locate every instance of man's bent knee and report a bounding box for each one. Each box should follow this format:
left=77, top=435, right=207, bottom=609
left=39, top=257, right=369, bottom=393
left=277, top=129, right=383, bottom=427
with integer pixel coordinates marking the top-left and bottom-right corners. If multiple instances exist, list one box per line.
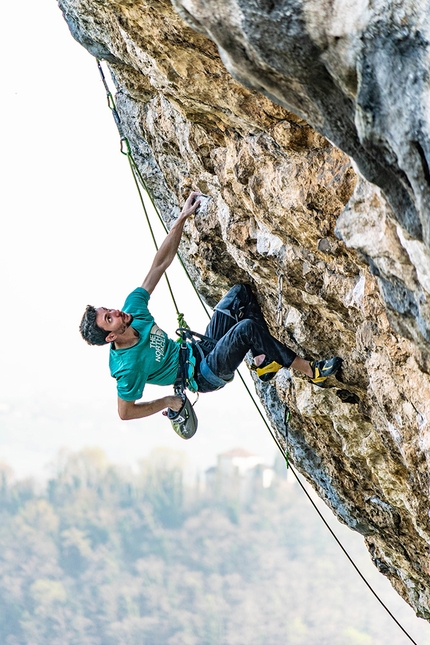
left=214, top=284, right=255, bottom=322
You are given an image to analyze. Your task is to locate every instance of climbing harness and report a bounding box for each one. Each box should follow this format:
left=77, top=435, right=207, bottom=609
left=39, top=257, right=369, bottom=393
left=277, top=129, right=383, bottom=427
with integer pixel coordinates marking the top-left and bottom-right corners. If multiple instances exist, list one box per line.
left=178, top=328, right=217, bottom=360
left=96, top=59, right=419, bottom=645
left=176, top=331, right=199, bottom=394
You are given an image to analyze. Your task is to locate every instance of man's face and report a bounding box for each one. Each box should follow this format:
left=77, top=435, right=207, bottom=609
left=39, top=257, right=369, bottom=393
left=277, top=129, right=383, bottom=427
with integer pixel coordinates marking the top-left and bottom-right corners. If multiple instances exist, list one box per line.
left=96, top=307, right=133, bottom=340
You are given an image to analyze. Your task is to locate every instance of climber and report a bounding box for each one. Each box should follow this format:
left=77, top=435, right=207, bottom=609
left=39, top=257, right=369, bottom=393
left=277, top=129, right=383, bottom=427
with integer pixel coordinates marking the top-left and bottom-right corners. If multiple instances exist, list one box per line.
left=79, top=191, right=342, bottom=422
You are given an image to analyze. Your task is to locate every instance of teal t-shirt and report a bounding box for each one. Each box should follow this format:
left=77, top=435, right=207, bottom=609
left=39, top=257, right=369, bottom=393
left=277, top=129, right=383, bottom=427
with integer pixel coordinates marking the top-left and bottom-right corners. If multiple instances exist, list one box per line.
left=109, top=288, right=180, bottom=401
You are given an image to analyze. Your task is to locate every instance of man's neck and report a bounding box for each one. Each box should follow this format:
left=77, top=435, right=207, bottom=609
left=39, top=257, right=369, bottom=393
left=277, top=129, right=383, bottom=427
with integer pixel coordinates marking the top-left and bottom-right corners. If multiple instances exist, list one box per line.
left=113, top=326, right=139, bottom=349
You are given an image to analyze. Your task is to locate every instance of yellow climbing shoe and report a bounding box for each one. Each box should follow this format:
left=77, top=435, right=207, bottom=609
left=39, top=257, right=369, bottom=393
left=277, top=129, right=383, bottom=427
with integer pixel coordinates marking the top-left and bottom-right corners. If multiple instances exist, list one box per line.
left=252, top=359, right=283, bottom=382
left=310, top=356, right=342, bottom=385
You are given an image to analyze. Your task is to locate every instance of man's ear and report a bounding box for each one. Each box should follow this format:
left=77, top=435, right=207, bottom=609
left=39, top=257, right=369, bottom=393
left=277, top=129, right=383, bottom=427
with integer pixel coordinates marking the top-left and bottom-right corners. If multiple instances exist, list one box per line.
left=105, top=332, right=117, bottom=343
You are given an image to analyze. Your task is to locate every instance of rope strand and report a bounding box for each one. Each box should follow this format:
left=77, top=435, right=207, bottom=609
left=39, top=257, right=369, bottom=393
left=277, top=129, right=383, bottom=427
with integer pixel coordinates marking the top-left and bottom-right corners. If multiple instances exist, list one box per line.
left=127, top=156, right=181, bottom=317
left=235, top=370, right=418, bottom=645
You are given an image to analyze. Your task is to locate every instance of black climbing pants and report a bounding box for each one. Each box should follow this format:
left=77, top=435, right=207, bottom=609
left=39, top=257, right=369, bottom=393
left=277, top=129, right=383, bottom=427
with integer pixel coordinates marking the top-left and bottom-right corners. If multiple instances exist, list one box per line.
left=195, top=284, right=296, bottom=393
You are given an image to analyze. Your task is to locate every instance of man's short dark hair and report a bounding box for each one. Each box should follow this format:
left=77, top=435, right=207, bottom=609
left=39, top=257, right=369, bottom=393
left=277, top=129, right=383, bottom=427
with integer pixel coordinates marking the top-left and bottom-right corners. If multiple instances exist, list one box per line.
left=79, top=305, right=109, bottom=346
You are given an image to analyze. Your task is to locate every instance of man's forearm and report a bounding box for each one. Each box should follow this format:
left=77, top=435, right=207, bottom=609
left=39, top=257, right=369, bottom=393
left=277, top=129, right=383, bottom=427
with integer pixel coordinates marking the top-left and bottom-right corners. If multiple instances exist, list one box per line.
left=153, top=191, right=201, bottom=272
left=142, top=192, right=201, bottom=294
left=154, top=215, right=187, bottom=272
left=118, top=395, right=179, bottom=421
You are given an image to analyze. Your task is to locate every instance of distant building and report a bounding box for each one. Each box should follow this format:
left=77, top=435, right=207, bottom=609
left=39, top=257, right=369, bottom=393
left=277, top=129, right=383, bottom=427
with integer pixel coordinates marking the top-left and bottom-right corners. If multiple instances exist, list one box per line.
left=205, top=447, right=275, bottom=503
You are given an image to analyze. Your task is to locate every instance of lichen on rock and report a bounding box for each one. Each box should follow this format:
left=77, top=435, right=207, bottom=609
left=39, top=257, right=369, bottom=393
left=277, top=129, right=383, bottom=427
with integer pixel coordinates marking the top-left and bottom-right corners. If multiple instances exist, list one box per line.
left=58, top=0, right=430, bottom=618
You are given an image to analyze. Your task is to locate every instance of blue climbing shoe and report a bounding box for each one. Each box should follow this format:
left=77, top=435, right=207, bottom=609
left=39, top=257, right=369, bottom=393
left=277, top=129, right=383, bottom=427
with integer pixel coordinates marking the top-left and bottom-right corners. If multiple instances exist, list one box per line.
left=310, top=356, right=342, bottom=385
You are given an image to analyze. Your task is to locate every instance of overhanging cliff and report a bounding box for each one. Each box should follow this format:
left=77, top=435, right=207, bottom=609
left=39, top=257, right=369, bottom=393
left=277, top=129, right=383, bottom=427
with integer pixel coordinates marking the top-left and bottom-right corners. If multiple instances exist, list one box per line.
left=58, top=0, right=430, bottom=618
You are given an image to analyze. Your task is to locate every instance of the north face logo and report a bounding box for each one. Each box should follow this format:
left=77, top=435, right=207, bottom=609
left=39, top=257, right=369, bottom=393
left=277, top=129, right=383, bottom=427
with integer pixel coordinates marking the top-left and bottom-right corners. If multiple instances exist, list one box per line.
left=150, top=324, right=166, bottom=362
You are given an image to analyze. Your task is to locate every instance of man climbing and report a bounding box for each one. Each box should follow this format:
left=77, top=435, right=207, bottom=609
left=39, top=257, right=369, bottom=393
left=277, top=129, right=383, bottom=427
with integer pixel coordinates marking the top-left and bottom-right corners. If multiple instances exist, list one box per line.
left=79, top=191, right=341, bottom=425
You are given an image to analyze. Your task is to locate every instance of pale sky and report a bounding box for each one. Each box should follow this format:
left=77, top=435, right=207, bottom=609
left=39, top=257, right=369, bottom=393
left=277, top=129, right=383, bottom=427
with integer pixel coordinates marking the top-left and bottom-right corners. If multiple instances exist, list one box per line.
left=0, top=0, right=276, bottom=480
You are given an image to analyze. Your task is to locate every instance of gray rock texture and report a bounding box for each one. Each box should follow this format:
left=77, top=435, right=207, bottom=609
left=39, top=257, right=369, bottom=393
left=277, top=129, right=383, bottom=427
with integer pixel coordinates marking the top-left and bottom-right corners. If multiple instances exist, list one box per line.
left=58, top=0, right=430, bottom=619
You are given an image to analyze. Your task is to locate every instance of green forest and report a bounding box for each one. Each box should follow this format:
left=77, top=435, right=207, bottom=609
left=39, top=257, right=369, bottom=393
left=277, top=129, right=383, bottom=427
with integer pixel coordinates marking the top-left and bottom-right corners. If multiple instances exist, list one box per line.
left=0, top=447, right=428, bottom=645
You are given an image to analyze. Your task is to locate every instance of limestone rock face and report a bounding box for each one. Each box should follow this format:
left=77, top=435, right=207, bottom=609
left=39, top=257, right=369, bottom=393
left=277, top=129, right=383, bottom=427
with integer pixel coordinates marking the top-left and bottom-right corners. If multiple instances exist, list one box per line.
left=58, top=0, right=430, bottom=618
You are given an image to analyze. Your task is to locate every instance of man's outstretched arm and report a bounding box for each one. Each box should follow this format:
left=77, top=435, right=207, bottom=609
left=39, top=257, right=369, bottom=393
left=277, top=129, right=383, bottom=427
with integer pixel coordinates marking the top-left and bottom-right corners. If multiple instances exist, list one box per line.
left=142, top=191, right=201, bottom=295
left=118, top=395, right=183, bottom=421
